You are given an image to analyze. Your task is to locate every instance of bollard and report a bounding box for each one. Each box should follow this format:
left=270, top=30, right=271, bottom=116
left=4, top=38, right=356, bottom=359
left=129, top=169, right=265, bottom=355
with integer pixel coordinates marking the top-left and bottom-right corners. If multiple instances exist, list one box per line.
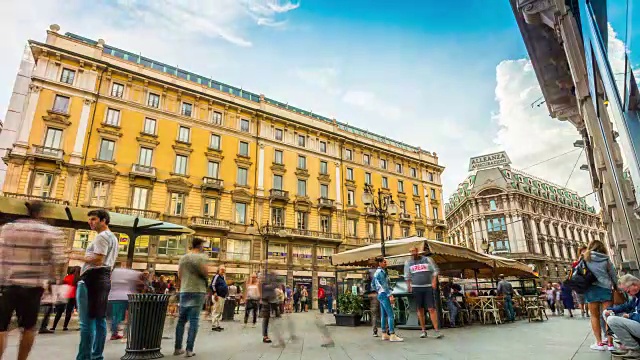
left=121, top=294, right=170, bottom=360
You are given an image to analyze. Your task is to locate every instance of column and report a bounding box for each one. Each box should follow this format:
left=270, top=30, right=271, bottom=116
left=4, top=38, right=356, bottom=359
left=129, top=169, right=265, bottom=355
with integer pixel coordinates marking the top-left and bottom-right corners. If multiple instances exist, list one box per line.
left=335, top=162, right=341, bottom=205
left=471, top=219, right=480, bottom=252
left=69, top=98, right=94, bottom=165
left=257, top=144, right=265, bottom=195
left=539, top=221, right=551, bottom=256
left=13, top=84, right=41, bottom=155
left=507, top=213, right=517, bottom=252
left=530, top=217, right=541, bottom=254
left=479, top=217, right=489, bottom=242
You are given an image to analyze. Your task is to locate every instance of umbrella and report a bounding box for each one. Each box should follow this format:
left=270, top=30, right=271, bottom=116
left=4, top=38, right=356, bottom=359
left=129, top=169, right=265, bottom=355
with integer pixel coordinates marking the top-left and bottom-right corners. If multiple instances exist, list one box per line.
left=330, top=237, right=426, bottom=266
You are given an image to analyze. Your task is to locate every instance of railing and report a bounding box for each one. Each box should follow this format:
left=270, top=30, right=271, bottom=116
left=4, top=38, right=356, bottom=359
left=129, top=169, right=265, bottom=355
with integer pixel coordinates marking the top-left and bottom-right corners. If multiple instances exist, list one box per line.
left=225, top=252, right=251, bottom=262
left=317, top=198, right=335, bottom=207
left=190, top=216, right=230, bottom=229
left=269, top=189, right=289, bottom=199
left=32, top=145, right=63, bottom=159
left=202, top=177, right=224, bottom=189
left=435, top=219, right=446, bottom=226
left=131, top=164, right=156, bottom=177
left=400, top=213, right=412, bottom=221
left=115, top=207, right=160, bottom=219
left=3, top=192, right=69, bottom=205
left=365, top=206, right=377, bottom=215
left=272, top=227, right=342, bottom=240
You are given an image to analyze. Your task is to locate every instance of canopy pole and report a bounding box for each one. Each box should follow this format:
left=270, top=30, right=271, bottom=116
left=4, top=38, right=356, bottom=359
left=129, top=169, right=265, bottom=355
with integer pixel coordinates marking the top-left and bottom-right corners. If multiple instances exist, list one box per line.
left=126, top=218, right=140, bottom=269
left=474, top=269, right=479, bottom=292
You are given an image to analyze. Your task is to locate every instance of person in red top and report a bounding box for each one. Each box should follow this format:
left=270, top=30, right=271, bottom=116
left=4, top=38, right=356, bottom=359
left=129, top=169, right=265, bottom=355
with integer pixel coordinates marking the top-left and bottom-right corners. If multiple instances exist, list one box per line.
left=51, top=266, right=80, bottom=331
left=318, top=287, right=326, bottom=313
left=571, top=246, right=589, bottom=317
left=572, top=245, right=588, bottom=268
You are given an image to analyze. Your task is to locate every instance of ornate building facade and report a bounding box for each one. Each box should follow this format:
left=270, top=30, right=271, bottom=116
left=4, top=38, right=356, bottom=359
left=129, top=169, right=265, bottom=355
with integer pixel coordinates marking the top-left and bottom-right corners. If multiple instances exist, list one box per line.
left=0, top=26, right=446, bottom=293
left=445, top=152, right=605, bottom=282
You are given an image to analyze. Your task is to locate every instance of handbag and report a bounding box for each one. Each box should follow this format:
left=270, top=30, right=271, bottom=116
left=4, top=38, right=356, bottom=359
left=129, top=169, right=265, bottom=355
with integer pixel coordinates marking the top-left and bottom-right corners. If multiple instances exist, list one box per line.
left=566, top=258, right=596, bottom=294
left=606, top=259, right=626, bottom=305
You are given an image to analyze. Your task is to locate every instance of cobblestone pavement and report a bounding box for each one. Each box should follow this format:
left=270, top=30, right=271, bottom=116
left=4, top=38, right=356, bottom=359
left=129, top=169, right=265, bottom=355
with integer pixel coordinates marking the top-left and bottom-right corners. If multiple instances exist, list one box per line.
left=1, top=311, right=613, bottom=359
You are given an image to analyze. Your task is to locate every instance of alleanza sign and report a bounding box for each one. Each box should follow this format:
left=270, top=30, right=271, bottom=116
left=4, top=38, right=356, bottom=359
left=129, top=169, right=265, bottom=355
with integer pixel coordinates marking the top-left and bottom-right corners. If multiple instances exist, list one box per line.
left=468, top=151, right=511, bottom=171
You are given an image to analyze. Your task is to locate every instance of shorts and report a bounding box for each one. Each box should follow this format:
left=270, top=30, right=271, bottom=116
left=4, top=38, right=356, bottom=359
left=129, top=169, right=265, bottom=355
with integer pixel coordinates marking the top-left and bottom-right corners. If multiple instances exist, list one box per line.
left=575, top=293, right=586, bottom=305
left=0, top=285, right=44, bottom=331
left=584, top=286, right=612, bottom=304
left=413, top=286, right=435, bottom=310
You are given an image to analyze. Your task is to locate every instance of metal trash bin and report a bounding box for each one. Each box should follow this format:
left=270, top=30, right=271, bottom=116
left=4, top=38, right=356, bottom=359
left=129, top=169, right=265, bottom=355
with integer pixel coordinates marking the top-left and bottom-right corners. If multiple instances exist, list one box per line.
left=222, top=298, right=236, bottom=321
left=122, top=294, right=170, bottom=360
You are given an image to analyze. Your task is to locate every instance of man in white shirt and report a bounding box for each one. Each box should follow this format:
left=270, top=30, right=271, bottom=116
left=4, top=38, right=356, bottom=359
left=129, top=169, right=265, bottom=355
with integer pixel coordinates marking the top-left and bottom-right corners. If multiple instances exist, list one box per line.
left=74, top=209, right=118, bottom=360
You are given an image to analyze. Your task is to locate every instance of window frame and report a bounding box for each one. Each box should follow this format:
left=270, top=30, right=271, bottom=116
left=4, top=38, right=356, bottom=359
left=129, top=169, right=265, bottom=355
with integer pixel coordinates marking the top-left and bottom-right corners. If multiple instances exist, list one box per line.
left=398, top=180, right=404, bottom=193
left=240, top=119, right=250, bottom=132
left=138, top=147, right=153, bottom=167
left=147, top=93, right=160, bottom=108
left=97, top=138, right=115, bottom=161
left=181, top=102, right=193, bottom=117
left=111, top=82, right=125, bottom=98
left=274, top=128, right=284, bottom=141
left=274, top=149, right=284, bottom=164
left=413, top=184, right=419, bottom=196
left=319, top=141, right=327, bottom=153
left=238, top=141, right=249, bottom=156
left=52, top=94, right=70, bottom=114
left=169, top=192, right=186, bottom=216
left=90, top=180, right=109, bottom=207
left=347, top=190, right=355, bottom=206
left=209, top=134, right=221, bottom=150
left=345, top=149, right=353, bottom=160
left=236, top=167, right=249, bottom=186
left=174, top=154, right=188, bottom=175
left=207, top=161, right=220, bottom=178
left=104, top=108, right=121, bottom=126
left=43, top=127, right=63, bottom=149
left=380, top=159, right=387, bottom=170
left=235, top=202, right=247, bottom=224
left=297, top=134, right=306, bottom=147
left=177, top=126, right=191, bottom=143
left=211, top=111, right=223, bottom=125
left=346, top=168, right=354, bottom=181
left=363, top=154, right=371, bottom=165
left=298, top=155, right=307, bottom=170
left=297, top=179, right=307, bottom=196
left=60, top=68, right=76, bottom=85
left=143, top=118, right=156, bottom=135
left=382, top=176, right=389, bottom=189
left=320, top=161, right=328, bottom=175
left=365, top=172, right=372, bottom=185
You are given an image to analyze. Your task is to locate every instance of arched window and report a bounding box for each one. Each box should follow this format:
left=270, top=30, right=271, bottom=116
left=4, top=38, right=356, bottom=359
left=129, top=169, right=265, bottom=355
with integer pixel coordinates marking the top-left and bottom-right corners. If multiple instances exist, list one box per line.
left=489, top=200, right=497, bottom=211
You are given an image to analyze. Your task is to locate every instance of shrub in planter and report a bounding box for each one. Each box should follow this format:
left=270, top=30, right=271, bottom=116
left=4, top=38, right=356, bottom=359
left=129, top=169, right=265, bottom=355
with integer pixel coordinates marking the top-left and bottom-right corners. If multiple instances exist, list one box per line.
left=335, top=293, right=363, bottom=326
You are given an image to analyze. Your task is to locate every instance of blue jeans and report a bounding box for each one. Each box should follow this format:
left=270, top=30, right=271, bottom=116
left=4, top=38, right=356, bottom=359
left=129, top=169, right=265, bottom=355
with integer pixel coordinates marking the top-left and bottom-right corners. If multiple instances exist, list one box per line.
left=447, top=298, right=458, bottom=326
left=109, top=300, right=127, bottom=336
left=175, top=293, right=205, bottom=352
left=327, top=296, right=333, bottom=313
left=76, top=281, right=107, bottom=360
left=377, top=293, right=395, bottom=334
left=504, top=295, right=515, bottom=321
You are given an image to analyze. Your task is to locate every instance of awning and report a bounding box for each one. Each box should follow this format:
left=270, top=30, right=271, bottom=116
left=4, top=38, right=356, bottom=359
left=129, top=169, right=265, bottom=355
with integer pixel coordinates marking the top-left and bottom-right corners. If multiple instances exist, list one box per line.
left=478, top=254, right=537, bottom=278
left=330, top=237, right=425, bottom=266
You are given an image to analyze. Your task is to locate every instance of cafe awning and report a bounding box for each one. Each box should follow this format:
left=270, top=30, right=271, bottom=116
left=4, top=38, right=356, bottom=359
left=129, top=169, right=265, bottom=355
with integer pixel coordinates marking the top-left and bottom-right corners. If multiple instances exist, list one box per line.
left=478, top=254, right=537, bottom=278
left=330, top=237, right=425, bottom=266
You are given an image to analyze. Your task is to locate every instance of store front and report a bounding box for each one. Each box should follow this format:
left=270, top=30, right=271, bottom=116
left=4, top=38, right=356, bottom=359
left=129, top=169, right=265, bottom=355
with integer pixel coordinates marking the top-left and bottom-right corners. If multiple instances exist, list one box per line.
left=293, top=274, right=313, bottom=310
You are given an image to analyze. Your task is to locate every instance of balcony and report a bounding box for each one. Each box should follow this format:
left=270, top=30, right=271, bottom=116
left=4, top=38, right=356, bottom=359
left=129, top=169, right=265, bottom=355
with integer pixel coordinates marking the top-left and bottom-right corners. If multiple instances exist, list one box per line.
left=190, top=216, right=230, bottom=230
left=434, top=219, right=446, bottom=227
left=317, top=197, right=335, bottom=209
left=130, top=164, right=156, bottom=179
left=115, top=207, right=160, bottom=220
left=31, top=145, right=64, bottom=161
left=365, top=206, right=377, bottom=216
left=400, top=213, right=412, bottom=222
left=272, top=227, right=342, bottom=241
left=202, top=177, right=224, bottom=191
left=3, top=192, right=69, bottom=205
left=269, top=189, right=290, bottom=202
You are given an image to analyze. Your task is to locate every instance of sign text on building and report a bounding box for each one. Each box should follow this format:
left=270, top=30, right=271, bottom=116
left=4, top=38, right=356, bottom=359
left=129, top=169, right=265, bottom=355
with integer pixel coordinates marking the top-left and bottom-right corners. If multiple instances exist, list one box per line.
left=468, top=151, right=511, bottom=171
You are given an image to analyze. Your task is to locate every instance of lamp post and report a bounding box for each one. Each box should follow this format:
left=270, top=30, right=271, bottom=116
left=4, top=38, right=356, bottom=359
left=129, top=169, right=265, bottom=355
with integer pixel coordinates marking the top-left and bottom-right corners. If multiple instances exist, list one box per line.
left=361, top=184, right=399, bottom=257
left=251, top=220, right=287, bottom=274
left=480, top=238, right=493, bottom=254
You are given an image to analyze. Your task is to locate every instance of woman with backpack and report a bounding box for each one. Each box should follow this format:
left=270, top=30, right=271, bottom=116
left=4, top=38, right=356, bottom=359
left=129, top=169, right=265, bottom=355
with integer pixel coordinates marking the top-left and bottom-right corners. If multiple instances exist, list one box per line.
left=583, top=239, right=618, bottom=351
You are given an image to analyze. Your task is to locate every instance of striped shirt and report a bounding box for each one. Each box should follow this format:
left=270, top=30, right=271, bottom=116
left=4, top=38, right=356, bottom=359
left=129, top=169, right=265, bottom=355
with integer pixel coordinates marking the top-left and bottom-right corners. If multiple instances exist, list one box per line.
left=0, top=219, right=66, bottom=288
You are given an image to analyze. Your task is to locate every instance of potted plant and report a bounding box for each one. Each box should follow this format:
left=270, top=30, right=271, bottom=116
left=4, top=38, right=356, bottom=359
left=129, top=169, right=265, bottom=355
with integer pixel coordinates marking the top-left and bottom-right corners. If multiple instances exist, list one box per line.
left=334, top=293, right=363, bottom=326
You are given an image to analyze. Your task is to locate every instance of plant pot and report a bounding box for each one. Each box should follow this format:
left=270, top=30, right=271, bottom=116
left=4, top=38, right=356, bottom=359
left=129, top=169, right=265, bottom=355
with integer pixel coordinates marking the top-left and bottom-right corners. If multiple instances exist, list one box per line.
left=334, top=313, right=361, bottom=327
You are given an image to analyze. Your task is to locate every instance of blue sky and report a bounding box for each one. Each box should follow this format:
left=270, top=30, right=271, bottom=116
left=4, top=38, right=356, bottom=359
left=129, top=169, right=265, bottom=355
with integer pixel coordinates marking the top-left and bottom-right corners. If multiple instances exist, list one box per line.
left=0, top=0, right=601, bottom=204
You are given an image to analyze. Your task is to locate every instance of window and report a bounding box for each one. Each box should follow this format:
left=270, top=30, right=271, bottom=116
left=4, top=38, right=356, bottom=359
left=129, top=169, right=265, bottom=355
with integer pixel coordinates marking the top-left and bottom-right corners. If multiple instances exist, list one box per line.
left=157, top=235, right=187, bottom=257
left=382, top=177, right=389, bottom=188
left=489, top=200, right=497, bottom=211
left=268, top=243, right=288, bottom=262
left=410, top=167, right=417, bottom=178
left=235, top=203, right=247, bottom=224
left=417, top=229, right=424, bottom=237
left=203, top=198, right=217, bottom=217
left=400, top=200, right=406, bottom=213
left=60, top=68, right=75, bottom=85
left=181, top=102, right=193, bottom=117
left=44, top=128, right=62, bottom=149
left=148, top=93, right=160, bottom=108
left=297, top=179, right=307, bottom=196
left=227, top=239, right=251, bottom=261
left=211, top=111, right=222, bottom=125
left=237, top=168, right=248, bottom=186
left=297, top=134, right=306, bottom=147
left=90, top=181, right=108, bottom=207
left=415, top=204, right=422, bottom=217
left=52, top=95, right=70, bottom=113
left=396, top=163, right=403, bottom=173
left=104, top=108, right=120, bottom=126
left=380, top=159, right=387, bottom=169
left=432, top=207, right=439, bottom=220
left=207, top=161, right=219, bottom=178
left=402, top=227, right=409, bottom=237
left=174, top=155, right=188, bottom=175
left=274, top=150, right=283, bottom=164
left=143, top=118, right=156, bottom=135
left=98, top=139, right=115, bottom=161
left=320, top=216, right=331, bottom=233
left=319, top=141, right=327, bottom=153
left=292, top=245, right=312, bottom=263
left=169, top=193, right=185, bottom=216
left=363, top=154, right=370, bottom=165
left=273, top=175, right=283, bottom=190
left=31, top=172, right=53, bottom=197
left=240, top=119, right=250, bottom=132
left=428, top=172, right=434, bottom=182
left=275, top=128, right=283, bottom=141
left=298, top=155, right=306, bottom=169
left=320, top=184, right=329, bottom=198
left=431, top=188, right=436, bottom=200
left=178, top=126, right=190, bottom=143
left=413, top=184, right=419, bottom=196
left=210, top=134, right=221, bottom=150
left=368, top=223, right=376, bottom=238
left=296, top=211, right=308, bottom=230
left=347, top=190, right=355, bottom=206
left=346, top=168, right=354, bottom=181
left=201, top=237, right=221, bottom=259
left=345, top=149, right=353, bottom=160
left=131, top=187, right=148, bottom=209
left=398, top=180, right=404, bottom=193
left=138, top=147, right=153, bottom=166
left=365, top=172, right=372, bottom=185
left=346, top=220, right=358, bottom=237
left=111, top=83, right=124, bottom=98
left=271, top=207, right=284, bottom=227
left=320, top=161, right=328, bottom=174
left=239, top=141, right=249, bottom=156
left=386, top=225, right=393, bottom=240
left=73, top=231, right=91, bottom=250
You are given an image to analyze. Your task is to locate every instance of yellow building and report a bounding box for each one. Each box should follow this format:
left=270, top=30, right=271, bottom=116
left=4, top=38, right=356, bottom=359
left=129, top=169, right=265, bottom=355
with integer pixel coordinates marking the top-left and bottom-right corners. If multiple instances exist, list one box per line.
left=0, top=26, right=445, bottom=290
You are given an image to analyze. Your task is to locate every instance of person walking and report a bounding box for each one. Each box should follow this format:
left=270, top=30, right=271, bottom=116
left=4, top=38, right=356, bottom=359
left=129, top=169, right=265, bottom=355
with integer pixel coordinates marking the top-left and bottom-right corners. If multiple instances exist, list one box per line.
left=293, top=287, right=300, bottom=313
left=403, top=246, right=442, bottom=339
left=174, top=237, right=209, bottom=357
left=374, top=256, right=403, bottom=342
left=554, top=283, right=565, bottom=316
left=244, top=274, right=260, bottom=327
left=496, top=274, right=516, bottom=322
left=365, top=270, right=380, bottom=337
left=261, top=271, right=279, bottom=344
left=545, top=283, right=556, bottom=315
left=325, top=285, right=334, bottom=314
left=573, top=246, right=589, bottom=317
left=560, top=279, right=575, bottom=318
left=73, top=210, right=118, bottom=360
left=108, top=267, right=140, bottom=340
left=604, top=274, right=640, bottom=359
left=210, top=266, right=228, bottom=331
left=51, top=267, right=79, bottom=331
left=583, top=240, right=617, bottom=351
left=300, top=286, right=309, bottom=312
left=317, top=287, right=326, bottom=314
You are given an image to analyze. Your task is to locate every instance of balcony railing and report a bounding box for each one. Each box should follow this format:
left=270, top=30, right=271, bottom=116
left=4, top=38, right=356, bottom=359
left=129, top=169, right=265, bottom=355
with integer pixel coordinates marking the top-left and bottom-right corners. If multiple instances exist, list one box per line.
left=269, top=189, right=290, bottom=201
left=190, top=216, right=230, bottom=230
left=115, top=207, right=160, bottom=219
left=400, top=213, right=412, bottom=221
left=202, top=177, right=224, bottom=190
left=130, top=164, right=156, bottom=177
left=317, top=197, right=335, bottom=208
left=365, top=206, right=377, bottom=215
left=272, top=226, right=341, bottom=241
left=3, top=192, right=69, bottom=205
left=32, top=145, right=64, bottom=160
left=434, top=219, right=446, bottom=227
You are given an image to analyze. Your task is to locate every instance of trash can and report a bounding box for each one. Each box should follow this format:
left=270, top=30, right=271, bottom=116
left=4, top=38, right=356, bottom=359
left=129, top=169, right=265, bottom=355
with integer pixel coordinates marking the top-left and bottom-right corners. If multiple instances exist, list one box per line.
left=222, top=298, right=236, bottom=321
left=121, top=294, right=170, bottom=360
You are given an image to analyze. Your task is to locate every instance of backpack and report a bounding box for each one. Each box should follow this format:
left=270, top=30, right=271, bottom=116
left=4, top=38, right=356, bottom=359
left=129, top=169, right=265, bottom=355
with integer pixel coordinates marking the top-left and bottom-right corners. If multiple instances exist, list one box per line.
left=566, top=258, right=597, bottom=294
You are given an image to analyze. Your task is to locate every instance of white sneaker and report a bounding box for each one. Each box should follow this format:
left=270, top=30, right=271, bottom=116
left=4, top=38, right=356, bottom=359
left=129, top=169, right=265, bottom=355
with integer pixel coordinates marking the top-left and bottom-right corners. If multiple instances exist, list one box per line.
left=590, top=343, right=606, bottom=351
left=381, top=333, right=390, bottom=341
left=607, top=345, right=616, bottom=351
left=389, top=334, right=404, bottom=342
left=420, top=331, right=427, bottom=338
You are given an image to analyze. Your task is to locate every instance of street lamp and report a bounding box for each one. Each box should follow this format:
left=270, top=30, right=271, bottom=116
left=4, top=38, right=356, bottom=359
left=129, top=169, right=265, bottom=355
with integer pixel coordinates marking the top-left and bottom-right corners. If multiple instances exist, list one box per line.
left=362, top=184, right=398, bottom=257
left=251, top=220, right=288, bottom=273
left=480, top=238, right=493, bottom=254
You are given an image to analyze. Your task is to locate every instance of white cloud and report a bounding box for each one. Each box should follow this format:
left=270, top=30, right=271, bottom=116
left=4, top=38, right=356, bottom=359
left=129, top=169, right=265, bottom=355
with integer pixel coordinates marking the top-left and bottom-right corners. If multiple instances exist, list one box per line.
left=293, top=67, right=341, bottom=95
left=342, top=89, right=402, bottom=120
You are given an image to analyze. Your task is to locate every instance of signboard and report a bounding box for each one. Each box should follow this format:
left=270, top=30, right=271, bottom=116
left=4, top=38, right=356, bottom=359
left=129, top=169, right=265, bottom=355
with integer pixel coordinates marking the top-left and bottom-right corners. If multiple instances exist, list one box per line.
left=468, top=151, right=511, bottom=171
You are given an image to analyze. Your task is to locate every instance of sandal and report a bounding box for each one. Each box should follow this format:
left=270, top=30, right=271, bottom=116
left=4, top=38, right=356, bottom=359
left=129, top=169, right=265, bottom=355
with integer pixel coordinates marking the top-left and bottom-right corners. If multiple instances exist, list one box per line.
left=263, top=336, right=272, bottom=343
